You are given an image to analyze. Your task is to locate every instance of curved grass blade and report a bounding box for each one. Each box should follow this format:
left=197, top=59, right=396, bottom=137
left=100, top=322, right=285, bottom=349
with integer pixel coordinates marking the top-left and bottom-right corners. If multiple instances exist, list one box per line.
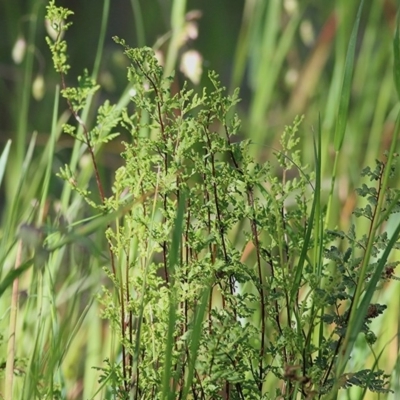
left=0, top=140, right=11, bottom=189
left=0, top=258, right=34, bottom=298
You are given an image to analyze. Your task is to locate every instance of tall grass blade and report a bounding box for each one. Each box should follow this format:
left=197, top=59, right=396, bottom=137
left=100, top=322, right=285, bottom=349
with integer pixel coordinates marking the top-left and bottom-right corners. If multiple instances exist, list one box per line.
left=93, top=0, right=110, bottom=76
left=290, top=123, right=320, bottom=302
left=8, top=0, right=42, bottom=203
left=162, top=194, right=186, bottom=399
left=181, top=287, right=210, bottom=399
left=38, top=85, right=59, bottom=224
left=325, top=0, right=364, bottom=229
left=393, top=18, right=400, bottom=101
left=248, top=3, right=301, bottom=148
left=164, top=0, right=187, bottom=78
left=4, top=241, right=22, bottom=400
left=130, top=0, right=146, bottom=47
left=0, top=132, right=38, bottom=276
left=333, top=0, right=364, bottom=151
left=0, top=140, right=11, bottom=189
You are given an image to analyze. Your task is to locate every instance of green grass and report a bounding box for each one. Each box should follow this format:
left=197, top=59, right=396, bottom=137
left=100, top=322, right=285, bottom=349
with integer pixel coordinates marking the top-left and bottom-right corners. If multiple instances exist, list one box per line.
left=1, top=0, right=400, bottom=399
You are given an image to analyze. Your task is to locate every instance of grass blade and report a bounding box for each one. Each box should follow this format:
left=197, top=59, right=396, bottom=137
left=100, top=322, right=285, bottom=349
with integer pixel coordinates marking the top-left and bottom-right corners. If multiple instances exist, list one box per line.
left=393, top=17, right=400, bottom=100
left=333, top=0, right=364, bottom=151
left=162, top=194, right=186, bottom=399
left=181, top=287, right=210, bottom=399
left=325, top=0, right=365, bottom=229
left=164, top=0, right=187, bottom=78
left=0, top=140, right=11, bottom=189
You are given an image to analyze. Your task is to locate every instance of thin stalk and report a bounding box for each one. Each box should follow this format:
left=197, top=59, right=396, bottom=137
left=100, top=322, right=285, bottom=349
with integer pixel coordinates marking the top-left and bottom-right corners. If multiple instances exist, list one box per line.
left=60, top=0, right=110, bottom=212
left=4, top=240, right=23, bottom=400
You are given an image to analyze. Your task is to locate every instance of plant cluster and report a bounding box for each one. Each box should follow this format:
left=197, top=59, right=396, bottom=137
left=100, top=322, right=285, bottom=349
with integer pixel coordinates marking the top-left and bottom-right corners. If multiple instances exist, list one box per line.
left=29, top=1, right=400, bottom=399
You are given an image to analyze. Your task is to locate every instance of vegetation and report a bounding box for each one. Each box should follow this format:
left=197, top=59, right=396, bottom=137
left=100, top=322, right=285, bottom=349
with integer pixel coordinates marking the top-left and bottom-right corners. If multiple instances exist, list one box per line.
left=1, top=0, right=400, bottom=399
